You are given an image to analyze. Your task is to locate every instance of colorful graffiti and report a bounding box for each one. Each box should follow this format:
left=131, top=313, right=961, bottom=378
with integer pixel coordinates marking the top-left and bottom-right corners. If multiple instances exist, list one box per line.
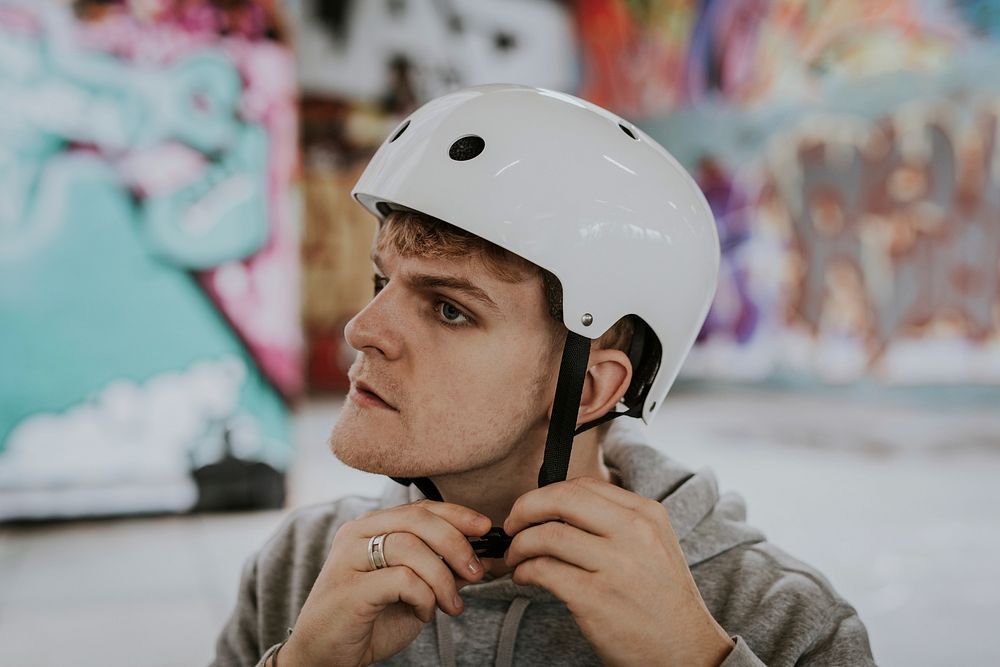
left=615, top=0, right=1000, bottom=385
left=761, top=95, right=1000, bottom=383
left=294, top=0, right=581, bottom=390
left=292, top=0, right=1000, bottom=388
left=0, top=2, right=300, bottom=520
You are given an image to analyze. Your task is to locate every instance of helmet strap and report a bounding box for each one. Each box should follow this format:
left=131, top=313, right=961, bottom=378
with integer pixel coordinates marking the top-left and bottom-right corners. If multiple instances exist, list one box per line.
left=536, top=330, right=591, bottom=487
left=390, top=474, right=443, bottom=502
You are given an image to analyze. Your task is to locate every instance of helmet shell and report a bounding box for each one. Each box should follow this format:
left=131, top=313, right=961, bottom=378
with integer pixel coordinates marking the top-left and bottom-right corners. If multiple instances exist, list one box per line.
left=353, top=84, right=719, bottom=422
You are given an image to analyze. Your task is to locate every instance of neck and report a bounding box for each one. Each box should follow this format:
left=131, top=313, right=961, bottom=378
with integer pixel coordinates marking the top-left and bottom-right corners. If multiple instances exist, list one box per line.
left=431, top=428, right=609, bottom=524
left=429, top=429, right=611, bottom=576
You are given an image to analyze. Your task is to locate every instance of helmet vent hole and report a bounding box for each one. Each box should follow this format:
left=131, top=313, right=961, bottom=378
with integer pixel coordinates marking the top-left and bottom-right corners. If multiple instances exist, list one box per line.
left=619, top=123, right=638, bottom=140
left=389, top=120, right=410, bottom=143
left=449, top=135, right=485, bottom=161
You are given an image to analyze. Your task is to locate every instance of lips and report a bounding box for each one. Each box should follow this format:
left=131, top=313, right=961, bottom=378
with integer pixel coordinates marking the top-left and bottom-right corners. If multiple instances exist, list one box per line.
left=353, top=379, right=397, bottom=411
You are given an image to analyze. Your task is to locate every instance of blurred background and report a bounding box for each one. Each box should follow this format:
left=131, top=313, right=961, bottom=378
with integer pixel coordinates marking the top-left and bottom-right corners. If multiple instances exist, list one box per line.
left=0, top=0, right=998, bottom=664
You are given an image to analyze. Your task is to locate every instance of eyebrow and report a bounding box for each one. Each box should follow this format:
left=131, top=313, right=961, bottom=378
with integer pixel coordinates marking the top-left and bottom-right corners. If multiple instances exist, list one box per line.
left=371, top=251, right=501, bottom=314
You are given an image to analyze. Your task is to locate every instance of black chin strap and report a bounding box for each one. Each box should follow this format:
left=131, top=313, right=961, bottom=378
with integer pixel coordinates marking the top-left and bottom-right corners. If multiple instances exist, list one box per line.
left=391, top=329, right=639, bottom=555
left=543, top=329, right=644, bottom=468
left=390, top=475, right=443, bottom=502
left=536, top=330, right=592, bottom=486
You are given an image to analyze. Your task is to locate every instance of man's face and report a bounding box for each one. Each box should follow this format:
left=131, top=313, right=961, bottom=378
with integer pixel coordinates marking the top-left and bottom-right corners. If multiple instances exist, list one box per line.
left=329, top=240, right=560, bottom=478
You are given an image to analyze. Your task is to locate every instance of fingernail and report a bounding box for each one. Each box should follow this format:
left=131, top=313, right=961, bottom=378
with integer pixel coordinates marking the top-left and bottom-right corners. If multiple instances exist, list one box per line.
left=468, top=556, right=481, bottom=574
left=453, top=594, right=463, bottom=610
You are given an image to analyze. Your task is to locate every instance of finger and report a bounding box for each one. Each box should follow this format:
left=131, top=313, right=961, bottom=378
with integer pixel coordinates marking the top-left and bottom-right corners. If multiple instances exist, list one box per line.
left=569, top=475, right=650, bottom=511
left=570, top=476, right=673, bottom=530
left=511, top=555, right=589, bottom=604
left=380, top=531, right=467, bottom=615
left=367, top=565, right=438, bottom=624
left=362, top=500, right=491, bottom=537
left=504, top=521, right=607, bottom=572
left=347, top=504, right=487, bottom=579
left=503, top=479, right=632, bottom=537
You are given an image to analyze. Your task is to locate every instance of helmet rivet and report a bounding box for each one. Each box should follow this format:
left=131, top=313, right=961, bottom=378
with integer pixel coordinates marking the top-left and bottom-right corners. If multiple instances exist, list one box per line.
left=581, top=313, right=593, bottom=326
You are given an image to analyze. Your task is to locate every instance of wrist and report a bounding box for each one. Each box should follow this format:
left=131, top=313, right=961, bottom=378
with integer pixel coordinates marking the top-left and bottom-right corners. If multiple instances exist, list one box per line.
left=268, top=641, right=285, bottom=667
left=702, top=623, right=736, bottom=667
left=273, top=636, right=307, bottom=667
left=663, top=612, right=734, bottom=667
left=685, top=620, right=735, bottom=667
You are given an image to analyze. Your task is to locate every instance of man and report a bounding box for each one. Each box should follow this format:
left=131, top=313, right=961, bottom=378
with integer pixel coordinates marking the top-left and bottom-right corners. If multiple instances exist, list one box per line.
left=213, top=85, right=876, bottom=666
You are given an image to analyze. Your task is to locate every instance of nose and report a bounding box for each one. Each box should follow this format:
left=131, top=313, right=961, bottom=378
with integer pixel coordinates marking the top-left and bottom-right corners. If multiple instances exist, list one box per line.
left=344, top=289, right=404, bottom=360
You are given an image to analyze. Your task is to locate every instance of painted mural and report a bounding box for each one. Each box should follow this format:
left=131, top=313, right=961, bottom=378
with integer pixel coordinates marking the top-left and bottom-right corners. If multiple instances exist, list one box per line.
left=0, top=1, right=300, bottom=520
left=295, top=0, right=581, bottom=390
left=295, top=0, right=1000, bottom=389
left=649, top=0, right=1000, bottom=385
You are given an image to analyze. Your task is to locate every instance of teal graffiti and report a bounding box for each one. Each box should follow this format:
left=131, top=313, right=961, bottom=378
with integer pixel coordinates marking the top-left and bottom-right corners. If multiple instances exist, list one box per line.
left=0, top=8, right=289, bottom=517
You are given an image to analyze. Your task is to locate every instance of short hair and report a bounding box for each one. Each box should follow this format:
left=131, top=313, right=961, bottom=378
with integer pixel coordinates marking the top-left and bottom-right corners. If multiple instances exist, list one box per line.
left=378, top=209, right=642, bottom=437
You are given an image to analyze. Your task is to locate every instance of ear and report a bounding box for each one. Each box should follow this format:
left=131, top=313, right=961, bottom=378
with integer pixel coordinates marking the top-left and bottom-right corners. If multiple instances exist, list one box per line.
left=577, top=347, right=632, bottom=427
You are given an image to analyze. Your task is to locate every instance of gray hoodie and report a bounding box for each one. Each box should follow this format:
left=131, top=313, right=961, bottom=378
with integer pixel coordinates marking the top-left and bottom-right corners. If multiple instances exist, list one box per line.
left=212, top=423, right=876, bottom=666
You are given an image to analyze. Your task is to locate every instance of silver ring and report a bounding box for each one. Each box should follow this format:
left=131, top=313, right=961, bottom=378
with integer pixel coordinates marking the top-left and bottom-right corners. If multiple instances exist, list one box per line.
left=368, top=533, right=389, bottom=571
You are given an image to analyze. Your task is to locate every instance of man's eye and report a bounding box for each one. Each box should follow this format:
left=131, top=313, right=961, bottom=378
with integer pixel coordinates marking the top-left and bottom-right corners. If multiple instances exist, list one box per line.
left=373, top=275, right=388, bottom=296
left=437, top=301, right=469, bottom=325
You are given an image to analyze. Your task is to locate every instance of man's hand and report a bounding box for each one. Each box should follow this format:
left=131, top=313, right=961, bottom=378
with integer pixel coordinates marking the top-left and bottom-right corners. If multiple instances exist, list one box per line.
left=503, top=476, right=735, bottom=667
left=281, top=500, right=490, bottom=667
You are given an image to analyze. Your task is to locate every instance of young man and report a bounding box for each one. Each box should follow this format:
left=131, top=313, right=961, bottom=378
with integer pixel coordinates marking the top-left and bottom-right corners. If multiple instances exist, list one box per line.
left=213, top=85, right=876, bottom=667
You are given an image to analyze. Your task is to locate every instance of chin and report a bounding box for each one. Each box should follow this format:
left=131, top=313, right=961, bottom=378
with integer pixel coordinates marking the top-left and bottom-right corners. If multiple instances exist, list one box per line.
left=333, top=442, right=407, bottom=476
left=328, top=405, right=522, bottom=479
left=328, top=419, right=438, bottom=478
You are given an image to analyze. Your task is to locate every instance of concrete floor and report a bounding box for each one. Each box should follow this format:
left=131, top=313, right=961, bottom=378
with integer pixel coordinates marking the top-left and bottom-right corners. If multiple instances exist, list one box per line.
left=1, top=387, right=998, bottom=666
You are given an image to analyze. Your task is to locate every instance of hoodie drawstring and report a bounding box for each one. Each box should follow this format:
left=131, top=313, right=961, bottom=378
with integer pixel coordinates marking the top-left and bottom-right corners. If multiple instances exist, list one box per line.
left=434, top=596, right=531, bottom=667
left=494, top=596, right=530, bottom=667
left=435, top=608, right=456, bottom=667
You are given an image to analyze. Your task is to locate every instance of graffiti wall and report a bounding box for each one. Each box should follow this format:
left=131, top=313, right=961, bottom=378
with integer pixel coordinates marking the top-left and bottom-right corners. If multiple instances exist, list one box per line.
left=295, top=0, right=580, bottom=389
left=650, top=0, right=1000, bottom=386
left=295, top=0, right=1000, bottom=389
left=0, top=1, right=301, bottom=520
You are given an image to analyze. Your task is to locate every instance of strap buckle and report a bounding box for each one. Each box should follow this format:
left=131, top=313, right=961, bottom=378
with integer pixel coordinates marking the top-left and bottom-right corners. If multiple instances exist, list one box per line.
left=468, top=527, right=512, bottom=558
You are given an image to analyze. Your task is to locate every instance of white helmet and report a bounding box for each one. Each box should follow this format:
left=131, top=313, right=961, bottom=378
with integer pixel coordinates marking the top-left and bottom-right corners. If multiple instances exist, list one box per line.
left=354, top=83, right=718, bottom=411
left=352, top=85, right=718, bottom=535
